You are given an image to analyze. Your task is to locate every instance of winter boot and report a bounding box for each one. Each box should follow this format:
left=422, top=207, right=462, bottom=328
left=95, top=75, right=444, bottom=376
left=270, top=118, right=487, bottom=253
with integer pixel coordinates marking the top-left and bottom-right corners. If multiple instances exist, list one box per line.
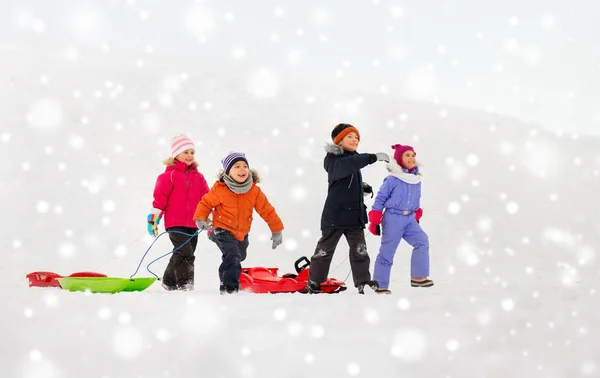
left=411, top=278, right=434, bottom=287
left=161, top=282, right=178, bottom=291
left=357, top=280, right=379, bottom=294
left=220, top=283, right=239, bottom=294
left=375, top=288, right=392, bottom=294
left=179, top=282, right=194, bottom=291
left=306, top=280, right=322, bottom=294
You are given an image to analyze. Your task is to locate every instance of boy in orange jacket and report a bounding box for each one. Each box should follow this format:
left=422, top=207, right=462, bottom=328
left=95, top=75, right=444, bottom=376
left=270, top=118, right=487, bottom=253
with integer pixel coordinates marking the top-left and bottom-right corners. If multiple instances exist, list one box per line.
left=193, top=152, right=284, bottom=294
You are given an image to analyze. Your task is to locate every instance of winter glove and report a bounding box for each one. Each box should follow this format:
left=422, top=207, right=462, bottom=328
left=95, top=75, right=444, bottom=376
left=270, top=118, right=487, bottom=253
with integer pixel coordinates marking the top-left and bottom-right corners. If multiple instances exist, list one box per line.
left=367, top=209, right=383, bottom=236
left=271, top=232, right=283, bottom=250
left=415, top=208, right=423, bottom=223
left=368, top=223, right=381, bottom=236
left=363, top=182, right=374, bottom=198
left=375, top=152, right=390, bottom=162
left=195, top=219, right=212, bottom=231
left=147, top=209, right=162, bottom=237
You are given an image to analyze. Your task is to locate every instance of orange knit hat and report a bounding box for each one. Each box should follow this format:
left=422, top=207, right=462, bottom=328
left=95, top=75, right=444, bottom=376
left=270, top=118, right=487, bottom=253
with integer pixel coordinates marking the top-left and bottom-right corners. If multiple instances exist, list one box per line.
left=331, top=123, right=360, bottom=145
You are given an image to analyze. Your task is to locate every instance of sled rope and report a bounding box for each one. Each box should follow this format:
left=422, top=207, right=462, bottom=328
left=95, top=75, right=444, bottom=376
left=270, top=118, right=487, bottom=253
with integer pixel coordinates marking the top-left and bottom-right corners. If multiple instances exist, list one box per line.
left=129, top=229, right=201, bottom=280
left=330, top=231, right=376, bottom=285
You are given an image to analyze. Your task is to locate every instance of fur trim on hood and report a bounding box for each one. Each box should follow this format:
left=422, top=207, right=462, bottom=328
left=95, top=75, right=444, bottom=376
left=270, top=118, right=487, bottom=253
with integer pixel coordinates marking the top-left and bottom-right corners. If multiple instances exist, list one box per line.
left=163, top=157, right=199, bottom=167
left=324, top=143, right=345, bottom=155
left=385, top=159, right=422, bottom=184
left=217, top=168, right=261, bottom=183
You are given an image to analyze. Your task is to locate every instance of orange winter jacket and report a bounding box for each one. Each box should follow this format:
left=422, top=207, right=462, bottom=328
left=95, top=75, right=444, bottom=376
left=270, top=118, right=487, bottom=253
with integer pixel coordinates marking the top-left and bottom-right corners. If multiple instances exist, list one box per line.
left=193, top=173, right=283, bottom=241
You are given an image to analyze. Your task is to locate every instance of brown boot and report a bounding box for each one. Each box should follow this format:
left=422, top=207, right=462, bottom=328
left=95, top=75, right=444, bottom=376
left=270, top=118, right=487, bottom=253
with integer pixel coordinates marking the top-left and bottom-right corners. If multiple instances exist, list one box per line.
left=375, top=288, right=392, bottom=294
left=411, top=278, right=434, bottom=287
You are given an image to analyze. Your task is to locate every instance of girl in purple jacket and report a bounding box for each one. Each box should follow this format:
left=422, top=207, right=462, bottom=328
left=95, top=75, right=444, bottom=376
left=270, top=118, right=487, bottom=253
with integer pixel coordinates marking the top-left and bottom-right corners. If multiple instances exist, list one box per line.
left=148, top=134, right=210, bottom=291
left=367, top=144, right=433, bottom=294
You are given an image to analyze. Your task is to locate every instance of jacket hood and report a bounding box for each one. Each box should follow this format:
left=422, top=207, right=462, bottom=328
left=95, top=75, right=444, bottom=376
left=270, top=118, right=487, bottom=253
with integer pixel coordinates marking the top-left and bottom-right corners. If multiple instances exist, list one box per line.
left=164, top=157, right=199, bottom=169
left=324, top=143, right=345, bottom=155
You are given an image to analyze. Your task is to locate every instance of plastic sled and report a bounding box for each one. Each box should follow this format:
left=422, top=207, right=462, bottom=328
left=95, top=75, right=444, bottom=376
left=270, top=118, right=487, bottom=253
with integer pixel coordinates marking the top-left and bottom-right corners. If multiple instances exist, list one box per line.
left=57, top=277, right=157, bottom=294
left=239, top=257, right=347, bottom=294
left=26, top=271, right=107, bottom=287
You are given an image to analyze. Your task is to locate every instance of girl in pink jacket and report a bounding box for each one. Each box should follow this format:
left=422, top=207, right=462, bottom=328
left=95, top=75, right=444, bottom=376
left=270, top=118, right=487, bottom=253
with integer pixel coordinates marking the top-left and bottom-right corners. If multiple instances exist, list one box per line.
left=148, top=134, right=210, bottom=291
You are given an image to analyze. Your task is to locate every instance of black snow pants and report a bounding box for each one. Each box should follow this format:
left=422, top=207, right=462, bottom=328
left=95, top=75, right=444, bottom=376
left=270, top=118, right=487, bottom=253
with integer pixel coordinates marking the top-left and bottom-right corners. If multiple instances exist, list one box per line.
left=308, top=228, right=371, bottom=287
left=211, top=228, right=249, bottom=291
left=162, top=227, right=198, bottom=288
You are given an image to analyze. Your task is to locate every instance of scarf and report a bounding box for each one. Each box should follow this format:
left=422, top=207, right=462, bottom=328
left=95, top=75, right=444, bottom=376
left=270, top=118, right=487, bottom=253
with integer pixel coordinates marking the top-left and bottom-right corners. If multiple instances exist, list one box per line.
left=223, top=174, right=253, bottom=194
left=385, top=159, right=422, bottom=184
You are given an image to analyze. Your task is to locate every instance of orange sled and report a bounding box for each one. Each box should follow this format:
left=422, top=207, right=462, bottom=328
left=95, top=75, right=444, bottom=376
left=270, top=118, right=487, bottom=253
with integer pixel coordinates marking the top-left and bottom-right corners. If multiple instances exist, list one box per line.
left=239, top=257, right=347, bottom=294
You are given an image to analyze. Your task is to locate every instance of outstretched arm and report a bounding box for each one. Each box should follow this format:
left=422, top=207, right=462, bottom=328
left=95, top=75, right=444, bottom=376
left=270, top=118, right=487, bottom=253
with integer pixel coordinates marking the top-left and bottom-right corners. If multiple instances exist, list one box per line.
left=328, top=153, right=376, bottom=181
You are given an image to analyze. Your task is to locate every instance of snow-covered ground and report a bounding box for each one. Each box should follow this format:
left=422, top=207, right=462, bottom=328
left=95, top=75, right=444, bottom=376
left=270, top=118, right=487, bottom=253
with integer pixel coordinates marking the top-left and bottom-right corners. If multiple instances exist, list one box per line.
left=1, top=1, right=599, bottom=377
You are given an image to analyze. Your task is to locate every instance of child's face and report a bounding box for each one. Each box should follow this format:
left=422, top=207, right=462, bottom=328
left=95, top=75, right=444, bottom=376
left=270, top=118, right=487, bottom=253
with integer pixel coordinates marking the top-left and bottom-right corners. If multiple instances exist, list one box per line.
left=401, top=151, right=417, bottom=170
left=229, top=161, right=249, bottom=183
left=175, top=149, right=195, bottom=165
left=339, top=132, right=359, bottom=152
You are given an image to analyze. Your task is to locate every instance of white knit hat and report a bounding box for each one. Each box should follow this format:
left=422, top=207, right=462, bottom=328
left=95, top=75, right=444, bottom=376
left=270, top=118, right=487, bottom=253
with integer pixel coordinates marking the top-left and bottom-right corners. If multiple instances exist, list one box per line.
left=171, top=134, right=195, bottom=157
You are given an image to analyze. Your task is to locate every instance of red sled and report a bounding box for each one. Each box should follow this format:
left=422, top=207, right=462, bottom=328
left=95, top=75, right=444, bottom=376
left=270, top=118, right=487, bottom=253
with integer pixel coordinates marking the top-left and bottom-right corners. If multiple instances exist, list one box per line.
left=26, top=271, right=107, bottom=287
left=239, top=256, right=347, bottom=294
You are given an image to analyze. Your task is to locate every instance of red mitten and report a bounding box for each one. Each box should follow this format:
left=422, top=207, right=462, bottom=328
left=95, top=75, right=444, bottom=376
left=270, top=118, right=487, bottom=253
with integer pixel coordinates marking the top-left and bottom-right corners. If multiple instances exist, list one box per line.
left=368, top=223, right=381, bottom=236
left=415, top=208, right=423, bottom=223
left=368, top=210, right=383, bottom=224
left=368, top=210, right=383, bottom=236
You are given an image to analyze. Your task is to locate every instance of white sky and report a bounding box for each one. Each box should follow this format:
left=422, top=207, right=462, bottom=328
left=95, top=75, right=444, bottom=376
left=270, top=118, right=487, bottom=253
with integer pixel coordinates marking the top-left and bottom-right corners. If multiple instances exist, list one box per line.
left=1, top=0, right=600, bottom=134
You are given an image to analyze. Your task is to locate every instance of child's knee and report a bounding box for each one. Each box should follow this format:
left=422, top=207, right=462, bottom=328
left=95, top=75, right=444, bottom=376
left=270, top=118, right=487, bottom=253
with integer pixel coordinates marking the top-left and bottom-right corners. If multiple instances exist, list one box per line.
left=376, top=254, right=394, bottom=266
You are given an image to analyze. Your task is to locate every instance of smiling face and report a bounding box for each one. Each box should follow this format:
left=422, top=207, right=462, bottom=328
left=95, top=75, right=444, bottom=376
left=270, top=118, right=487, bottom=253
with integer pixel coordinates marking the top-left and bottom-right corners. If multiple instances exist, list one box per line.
left=175, top=149, right=195, bottom=165
left=228, top=161, right=249, bottom=183
left=401, top=150, right=417, bottom=170
left=339, top=132, right=359, bottom=152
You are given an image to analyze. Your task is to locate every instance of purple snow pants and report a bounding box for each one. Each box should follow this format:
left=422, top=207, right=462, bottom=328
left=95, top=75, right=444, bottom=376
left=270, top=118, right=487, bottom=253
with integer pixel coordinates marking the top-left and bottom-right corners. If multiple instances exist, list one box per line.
left=373, top=211, right=429, bottom=289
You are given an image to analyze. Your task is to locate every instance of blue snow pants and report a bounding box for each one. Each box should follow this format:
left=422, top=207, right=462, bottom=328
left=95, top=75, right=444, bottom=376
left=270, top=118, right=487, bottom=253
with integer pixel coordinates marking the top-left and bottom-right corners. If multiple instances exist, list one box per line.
left=373, top=211, right=429, bottom=289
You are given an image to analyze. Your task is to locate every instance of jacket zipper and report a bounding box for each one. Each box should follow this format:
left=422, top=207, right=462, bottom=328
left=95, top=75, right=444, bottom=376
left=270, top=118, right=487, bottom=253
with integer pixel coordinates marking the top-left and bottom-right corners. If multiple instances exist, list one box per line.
left=185, top=168, right=190, bottom=227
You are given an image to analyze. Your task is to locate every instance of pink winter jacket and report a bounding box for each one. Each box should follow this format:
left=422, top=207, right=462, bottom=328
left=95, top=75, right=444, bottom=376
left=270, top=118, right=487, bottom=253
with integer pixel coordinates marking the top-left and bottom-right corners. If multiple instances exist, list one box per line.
left=152, top=160, right=210, bottom=229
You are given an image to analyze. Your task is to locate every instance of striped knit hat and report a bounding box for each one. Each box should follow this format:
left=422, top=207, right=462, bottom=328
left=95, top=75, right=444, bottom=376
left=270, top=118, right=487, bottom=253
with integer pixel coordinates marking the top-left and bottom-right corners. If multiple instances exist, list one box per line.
left=171, top=134, right=195, bottom=158
left=222, top=151, right=249, bottom=174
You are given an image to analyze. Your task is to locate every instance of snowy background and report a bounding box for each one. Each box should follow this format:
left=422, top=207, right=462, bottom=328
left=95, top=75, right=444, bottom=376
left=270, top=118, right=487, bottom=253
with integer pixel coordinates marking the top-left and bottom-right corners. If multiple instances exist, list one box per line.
left=1, top=0, right=599, bottom=377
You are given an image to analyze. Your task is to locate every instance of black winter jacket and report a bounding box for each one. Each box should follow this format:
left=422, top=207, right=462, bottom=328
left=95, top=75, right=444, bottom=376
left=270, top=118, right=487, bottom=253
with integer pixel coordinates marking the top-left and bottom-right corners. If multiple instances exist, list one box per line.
left=320, top=144, right=377, bottom=230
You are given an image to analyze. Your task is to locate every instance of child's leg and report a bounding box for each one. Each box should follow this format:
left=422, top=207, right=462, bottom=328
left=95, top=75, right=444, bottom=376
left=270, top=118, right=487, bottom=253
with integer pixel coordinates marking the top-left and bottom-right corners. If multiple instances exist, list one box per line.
left=163, top=227, right=197, bottom=288
left=308, top=229, right=344, bottom=284
left=344, top=229, right=371, bottom=286
left=402, top=222, right=430, bottom=278
left=239, top=234, right=249, bottom=262
left=373, top=215, right=405, bottom=289
left=212, top=228, right=243, bottom=290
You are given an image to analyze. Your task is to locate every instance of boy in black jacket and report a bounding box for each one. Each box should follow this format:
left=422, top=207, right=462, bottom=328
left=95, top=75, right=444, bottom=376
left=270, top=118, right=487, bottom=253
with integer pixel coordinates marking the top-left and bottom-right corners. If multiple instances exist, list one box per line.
left=307, top=123, right=390, bottom=294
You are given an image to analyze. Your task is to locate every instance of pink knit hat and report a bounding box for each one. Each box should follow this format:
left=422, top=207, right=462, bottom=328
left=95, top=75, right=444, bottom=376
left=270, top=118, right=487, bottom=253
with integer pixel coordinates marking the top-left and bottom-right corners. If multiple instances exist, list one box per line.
left=171, top=134, right=195, bottom=158
left=392, top=144, right=416, bottom=168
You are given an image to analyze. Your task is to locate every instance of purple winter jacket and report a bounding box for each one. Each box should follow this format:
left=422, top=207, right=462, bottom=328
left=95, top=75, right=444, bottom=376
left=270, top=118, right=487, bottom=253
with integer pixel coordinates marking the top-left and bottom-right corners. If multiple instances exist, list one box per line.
left=372, top=160, right=422, bottom=215
left=152, top=160, right=210, bottom=229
